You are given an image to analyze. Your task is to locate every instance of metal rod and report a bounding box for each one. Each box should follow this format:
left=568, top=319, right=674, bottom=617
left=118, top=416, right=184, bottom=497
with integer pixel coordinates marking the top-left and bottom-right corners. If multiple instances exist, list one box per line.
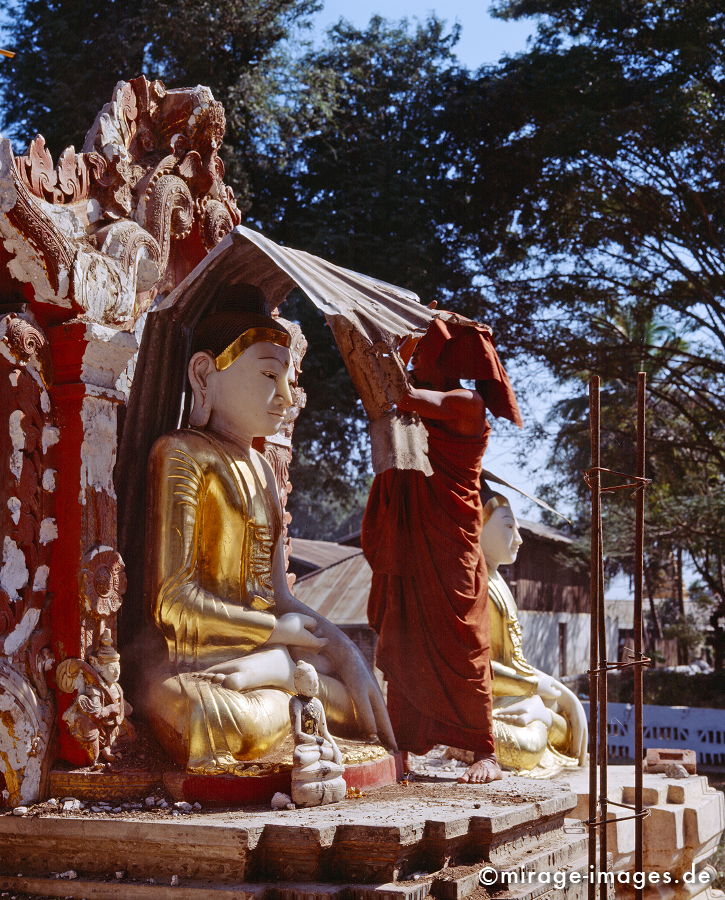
left=634, top=372, right=646, bottom=900
left=588, top=376, right=601, bottom=900
left=598, top=544, right=608, bottom=898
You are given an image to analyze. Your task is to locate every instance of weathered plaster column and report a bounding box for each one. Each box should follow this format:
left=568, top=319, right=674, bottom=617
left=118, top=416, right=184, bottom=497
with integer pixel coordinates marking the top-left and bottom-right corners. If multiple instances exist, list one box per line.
left=0, top=76, right=249, bottom=795
left=0, top=314, right=56, bottom=805
left=46, top=321, right=136, bottom=763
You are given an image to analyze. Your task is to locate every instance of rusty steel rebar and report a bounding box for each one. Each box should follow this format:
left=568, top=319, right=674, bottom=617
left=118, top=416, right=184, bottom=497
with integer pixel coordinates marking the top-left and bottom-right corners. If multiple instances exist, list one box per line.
left=633, top=372, right=646, bottom=899
left=586, top=373, right=650, bottom=900
left=598, top=543, right=608, bottom=899
left=587, top=376, right=600, bottom=900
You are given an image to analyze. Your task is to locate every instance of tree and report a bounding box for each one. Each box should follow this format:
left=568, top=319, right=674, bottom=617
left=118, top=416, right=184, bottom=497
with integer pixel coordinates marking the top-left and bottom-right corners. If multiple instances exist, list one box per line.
left=542, top=303, right=724, bottom=660
left=141, top=0, right=322, bottom=212
left=0, top=0, right=321, bottom=213
left=442, top=0, right=725, bottom=640
left=269, top=17, right=469, bottom=303
left=0, top=0, right=146, bottom=155
left=268, top=18, right=485, bottom=529
left=444, top=0, right=725, bottom=374
left=0, top=2, right=478, bottom=535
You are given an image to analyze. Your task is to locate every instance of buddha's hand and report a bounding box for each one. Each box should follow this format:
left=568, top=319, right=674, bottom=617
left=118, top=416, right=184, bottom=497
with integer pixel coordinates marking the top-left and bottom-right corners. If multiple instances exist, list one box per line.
left=553, top=682, right=588, bottom=764
left=493, top=695, right=554, bottom=728
left=271, top=613, right=329, bottom=651
left=318, top=625, right=397, bottom=750
left=536, top=673, right=562, bottom=701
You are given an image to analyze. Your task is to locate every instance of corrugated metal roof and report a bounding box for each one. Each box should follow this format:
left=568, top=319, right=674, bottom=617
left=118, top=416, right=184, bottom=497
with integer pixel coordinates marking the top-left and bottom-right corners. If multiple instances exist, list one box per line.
left=289, top=538, right=361, bottom=570
left=517, top=519, right=574, bottom=545
left=293, top=552, right=371, bottom=625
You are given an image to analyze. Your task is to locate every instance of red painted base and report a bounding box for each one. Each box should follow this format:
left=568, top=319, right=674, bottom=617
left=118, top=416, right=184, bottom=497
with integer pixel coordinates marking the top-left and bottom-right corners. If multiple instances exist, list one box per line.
left=163, top=752, right=403, bottom=806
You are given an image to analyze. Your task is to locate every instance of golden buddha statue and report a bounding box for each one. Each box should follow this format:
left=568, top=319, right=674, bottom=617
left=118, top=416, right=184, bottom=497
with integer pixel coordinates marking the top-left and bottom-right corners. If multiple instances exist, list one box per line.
left=482, top=490, right=587, bottom=776
left=143, top=293, right=395, bottom=775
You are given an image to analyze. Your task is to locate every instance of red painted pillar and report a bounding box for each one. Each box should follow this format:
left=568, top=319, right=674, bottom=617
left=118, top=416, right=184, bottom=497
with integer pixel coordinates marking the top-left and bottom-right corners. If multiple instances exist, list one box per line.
left=45, top=320, right=135, bottom=764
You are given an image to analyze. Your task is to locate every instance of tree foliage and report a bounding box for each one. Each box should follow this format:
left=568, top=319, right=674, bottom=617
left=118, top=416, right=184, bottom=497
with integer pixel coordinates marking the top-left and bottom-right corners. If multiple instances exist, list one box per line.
left=0, top=0, right=321, bottom=213
left=0, top=0, right=147, bottom=156
left=267, top=18, right=482, bottom=524
left=0, top=1, right=473, bottom=532
left=269, top=17, right=468, bottom=301
left=468, top=0, right=725, bottom=654
left=1, top=0, right=723, bottom=611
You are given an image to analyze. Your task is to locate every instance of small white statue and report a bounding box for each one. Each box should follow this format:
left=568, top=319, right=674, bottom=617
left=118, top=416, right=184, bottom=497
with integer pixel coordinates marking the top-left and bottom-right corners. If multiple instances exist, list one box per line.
left=289, top=661, right=346, bottom=807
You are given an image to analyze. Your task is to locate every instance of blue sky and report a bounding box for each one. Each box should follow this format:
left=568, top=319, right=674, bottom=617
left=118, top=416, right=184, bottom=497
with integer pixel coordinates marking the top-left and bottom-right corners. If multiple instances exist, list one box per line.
left=311, top=2, right=548, bottom=521
left=313, top=0, right=537, bottom=68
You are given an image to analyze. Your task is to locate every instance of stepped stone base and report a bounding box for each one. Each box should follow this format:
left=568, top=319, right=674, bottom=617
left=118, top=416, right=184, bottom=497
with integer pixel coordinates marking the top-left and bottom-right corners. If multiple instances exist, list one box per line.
left=48, top=743, right=398, bottom=807
left=0, top=777, right=583, bottom=899
left=555, top=765, right=725, bottom=900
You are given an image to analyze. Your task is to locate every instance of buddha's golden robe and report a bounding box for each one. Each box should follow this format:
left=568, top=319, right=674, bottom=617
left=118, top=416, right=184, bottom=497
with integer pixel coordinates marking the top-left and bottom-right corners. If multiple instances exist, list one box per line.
left=488, top=571, right=578, bottom=775
left=144, top=428, right=322, bottom=773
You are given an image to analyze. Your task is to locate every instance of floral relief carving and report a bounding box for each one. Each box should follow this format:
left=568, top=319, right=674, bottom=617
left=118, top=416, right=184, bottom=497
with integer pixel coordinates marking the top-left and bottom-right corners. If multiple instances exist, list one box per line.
left=80, top=547, right=127, bottom=618
left=14, top=135, right=108, bottom=205
left=3, top=313, right=52, bottom=386
left=2, top=76, right=242, bottom=326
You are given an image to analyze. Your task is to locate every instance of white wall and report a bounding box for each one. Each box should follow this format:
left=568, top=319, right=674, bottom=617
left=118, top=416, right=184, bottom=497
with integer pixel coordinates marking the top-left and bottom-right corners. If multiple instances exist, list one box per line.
left=583, top=701, right=725, bottom=767
left=517, top=611, right=618, bottom=678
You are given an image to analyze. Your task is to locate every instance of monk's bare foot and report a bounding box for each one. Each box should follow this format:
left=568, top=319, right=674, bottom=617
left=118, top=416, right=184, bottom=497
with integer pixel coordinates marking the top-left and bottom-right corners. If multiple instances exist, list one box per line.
left=457, top=755, right=503, bottom=784
left=401, top=751, right=412, bottom=775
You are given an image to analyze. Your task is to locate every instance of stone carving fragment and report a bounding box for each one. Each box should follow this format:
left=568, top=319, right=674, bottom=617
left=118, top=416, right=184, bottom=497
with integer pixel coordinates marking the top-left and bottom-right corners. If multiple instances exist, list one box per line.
left=56, top=629, right=132, bottom=766
left=79, top=547, right=127, bottom=618
left=1, top=75, right=243, bottom=328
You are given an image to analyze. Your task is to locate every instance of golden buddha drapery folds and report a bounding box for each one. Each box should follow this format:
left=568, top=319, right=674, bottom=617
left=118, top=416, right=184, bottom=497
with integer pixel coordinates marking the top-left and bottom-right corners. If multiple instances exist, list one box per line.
left=145, top=428, right=292, bottom=772
left=488, top=572, right=577, bottom=774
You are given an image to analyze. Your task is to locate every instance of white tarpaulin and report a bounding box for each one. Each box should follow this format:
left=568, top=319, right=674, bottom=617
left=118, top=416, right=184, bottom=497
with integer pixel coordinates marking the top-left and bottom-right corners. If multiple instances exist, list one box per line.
left=161, top=225, right=439, bottom=474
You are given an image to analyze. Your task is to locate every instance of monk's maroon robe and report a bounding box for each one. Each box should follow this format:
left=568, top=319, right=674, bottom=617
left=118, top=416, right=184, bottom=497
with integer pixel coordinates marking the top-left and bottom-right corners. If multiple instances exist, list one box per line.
left=362, top=417, right=495, bottom=756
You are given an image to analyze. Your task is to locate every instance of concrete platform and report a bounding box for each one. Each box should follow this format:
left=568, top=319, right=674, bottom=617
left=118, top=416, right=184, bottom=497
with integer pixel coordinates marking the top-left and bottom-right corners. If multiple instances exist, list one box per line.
left=0, top=778, right=579, bottom=898
left=554, top=766, right=725, bottom=900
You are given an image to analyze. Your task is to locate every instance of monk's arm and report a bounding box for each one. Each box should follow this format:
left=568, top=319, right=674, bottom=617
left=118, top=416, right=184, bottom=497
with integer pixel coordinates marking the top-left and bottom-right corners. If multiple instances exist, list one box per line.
left=396, top=386, right=484, bottom=423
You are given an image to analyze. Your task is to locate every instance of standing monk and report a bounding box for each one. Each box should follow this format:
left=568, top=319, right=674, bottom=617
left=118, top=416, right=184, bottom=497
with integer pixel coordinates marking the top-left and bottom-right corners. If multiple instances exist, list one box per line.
left=361, top=315, right=522, bottom=783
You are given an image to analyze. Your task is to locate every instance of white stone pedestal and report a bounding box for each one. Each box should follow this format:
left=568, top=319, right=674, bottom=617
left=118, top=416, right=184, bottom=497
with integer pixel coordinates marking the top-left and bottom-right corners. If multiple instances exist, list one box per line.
left=556, top=765, right=725, bottom=898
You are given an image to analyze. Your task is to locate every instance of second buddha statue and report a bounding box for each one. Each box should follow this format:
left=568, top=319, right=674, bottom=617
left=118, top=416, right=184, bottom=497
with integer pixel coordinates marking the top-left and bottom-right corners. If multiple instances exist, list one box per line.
left=482, top=490, right=587, bottom=776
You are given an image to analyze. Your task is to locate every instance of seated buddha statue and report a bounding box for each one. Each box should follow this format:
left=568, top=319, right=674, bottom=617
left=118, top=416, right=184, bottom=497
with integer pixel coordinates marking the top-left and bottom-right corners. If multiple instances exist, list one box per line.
left=481, top=488, right=587, bottom=775
left=143, top=292, right=395, bottom=775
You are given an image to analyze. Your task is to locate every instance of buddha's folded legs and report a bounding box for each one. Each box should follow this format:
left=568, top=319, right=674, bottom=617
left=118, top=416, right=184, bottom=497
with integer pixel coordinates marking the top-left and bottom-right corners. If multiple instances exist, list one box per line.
left=145, top=669, right=356, bottom=773
left=492, top=718, right=549, bottom=771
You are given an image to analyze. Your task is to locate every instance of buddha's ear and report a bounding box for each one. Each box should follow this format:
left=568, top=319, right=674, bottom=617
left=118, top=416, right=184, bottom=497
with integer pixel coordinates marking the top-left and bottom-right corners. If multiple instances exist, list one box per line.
left=188, top=351, right=215, bottom=428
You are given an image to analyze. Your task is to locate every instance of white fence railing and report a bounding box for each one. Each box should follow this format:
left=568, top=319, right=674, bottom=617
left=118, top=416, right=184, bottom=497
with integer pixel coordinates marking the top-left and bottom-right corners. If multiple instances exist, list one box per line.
left=582, top=701, right=725, bottom=767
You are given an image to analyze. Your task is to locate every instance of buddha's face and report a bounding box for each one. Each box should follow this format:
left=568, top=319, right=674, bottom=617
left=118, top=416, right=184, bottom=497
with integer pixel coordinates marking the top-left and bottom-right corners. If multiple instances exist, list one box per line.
left=206, top=341, right=294, bottom=440
left=294, top=665, right=319, bottom=697
left=480, top=503, right=523, bottom=570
